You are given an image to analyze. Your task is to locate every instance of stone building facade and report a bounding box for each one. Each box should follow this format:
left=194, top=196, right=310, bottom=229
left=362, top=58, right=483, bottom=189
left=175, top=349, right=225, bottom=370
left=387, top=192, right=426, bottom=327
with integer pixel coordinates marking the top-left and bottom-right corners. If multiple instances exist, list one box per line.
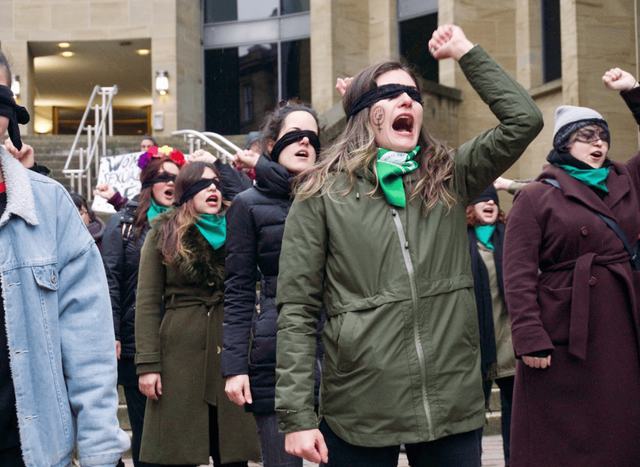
left=0, top=0, right=638, bottom=188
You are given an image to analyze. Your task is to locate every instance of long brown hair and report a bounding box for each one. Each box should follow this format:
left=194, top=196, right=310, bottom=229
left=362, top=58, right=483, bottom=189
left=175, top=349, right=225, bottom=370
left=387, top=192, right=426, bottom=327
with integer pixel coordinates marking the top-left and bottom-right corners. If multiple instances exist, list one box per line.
left=133, top=157, right=180, bottom=241
left=159, top=162, right=220, bottom=264
left=294, top=61, right=456, bottom=214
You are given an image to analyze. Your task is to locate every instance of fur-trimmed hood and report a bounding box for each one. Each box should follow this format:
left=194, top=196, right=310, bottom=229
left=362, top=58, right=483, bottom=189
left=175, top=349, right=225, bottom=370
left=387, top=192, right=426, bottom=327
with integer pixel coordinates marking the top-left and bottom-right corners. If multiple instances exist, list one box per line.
left=153, top=208, right=227, bottom=289
left=0, top=146, right=38, bottom=227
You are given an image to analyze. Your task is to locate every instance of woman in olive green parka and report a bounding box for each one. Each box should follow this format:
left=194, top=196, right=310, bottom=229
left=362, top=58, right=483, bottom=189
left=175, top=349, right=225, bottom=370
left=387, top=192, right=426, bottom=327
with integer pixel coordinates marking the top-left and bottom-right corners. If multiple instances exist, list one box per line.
left=135, top=162, right=260, bottom=466
left=274, top=25, right=543, bottom=467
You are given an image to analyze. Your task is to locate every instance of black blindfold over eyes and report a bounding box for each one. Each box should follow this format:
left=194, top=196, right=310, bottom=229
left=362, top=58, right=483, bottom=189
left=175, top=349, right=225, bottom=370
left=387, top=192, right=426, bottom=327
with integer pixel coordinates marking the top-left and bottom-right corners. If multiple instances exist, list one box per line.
left=176, top=178, right=221, bottom=206
left=141, top=172, right=177, bottom=189
left=270, top=130, right=321, bottom=163
left=0, top=85, right=30, bottom=151
left=347, top=83, right=423, bottom=120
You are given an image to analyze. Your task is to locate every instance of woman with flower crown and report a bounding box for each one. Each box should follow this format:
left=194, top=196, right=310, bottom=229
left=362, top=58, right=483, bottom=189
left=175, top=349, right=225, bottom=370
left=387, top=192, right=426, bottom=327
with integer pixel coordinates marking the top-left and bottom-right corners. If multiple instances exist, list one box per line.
left=135, top=161, right=260, bottom=466
left=101, top=145, right=251, bottom=467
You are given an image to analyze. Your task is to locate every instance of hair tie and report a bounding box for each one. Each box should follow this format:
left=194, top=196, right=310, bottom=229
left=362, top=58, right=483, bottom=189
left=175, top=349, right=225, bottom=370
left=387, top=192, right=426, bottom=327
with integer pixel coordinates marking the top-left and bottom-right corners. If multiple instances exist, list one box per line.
left=347, top=84, right=423, bottom=120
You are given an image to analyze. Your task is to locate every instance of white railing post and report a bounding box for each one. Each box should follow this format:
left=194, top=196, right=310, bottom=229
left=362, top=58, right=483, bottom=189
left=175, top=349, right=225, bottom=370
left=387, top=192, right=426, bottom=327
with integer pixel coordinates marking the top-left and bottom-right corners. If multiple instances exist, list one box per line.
left=63, top=85, right=118, bottom=192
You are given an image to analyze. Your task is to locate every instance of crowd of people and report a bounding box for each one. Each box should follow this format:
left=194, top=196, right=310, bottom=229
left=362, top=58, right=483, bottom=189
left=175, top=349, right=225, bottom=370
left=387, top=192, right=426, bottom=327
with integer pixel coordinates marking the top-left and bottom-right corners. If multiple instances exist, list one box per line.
left=2, top=22, right=640, bottom=467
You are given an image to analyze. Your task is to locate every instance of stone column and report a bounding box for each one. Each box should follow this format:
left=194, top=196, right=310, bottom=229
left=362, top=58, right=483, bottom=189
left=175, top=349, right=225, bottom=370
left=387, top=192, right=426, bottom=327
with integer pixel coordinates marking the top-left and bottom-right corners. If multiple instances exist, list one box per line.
left=176, top=0, right=203, bottom=133
left=1, top=41, right=34, bottom=135
left=311, top=0, right=372, bottom=114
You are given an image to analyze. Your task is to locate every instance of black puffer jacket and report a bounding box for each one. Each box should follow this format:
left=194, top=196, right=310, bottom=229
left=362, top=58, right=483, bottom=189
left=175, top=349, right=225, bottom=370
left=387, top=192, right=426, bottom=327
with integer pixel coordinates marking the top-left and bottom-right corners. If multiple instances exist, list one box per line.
left=102, top=197, right=148, bottom=360
left=223, top=155, right=324, bottom=413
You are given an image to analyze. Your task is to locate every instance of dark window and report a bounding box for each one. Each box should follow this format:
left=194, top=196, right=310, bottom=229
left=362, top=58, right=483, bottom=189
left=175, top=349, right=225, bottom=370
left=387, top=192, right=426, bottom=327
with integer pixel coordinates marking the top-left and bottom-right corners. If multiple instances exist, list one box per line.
left=205, top=44, right=277, bottom=134
left=399, top=13, right=439, bottom=83
left=204, top=0, right=239, bottom=23
left=541, top=0, right=561, bottom=82
left=204, top=0, right=307, bottom=23
left=281, top=0, right=310, bottom=15
left=205, top=39, right=310, bottom=134
left=281, top=39, right=311, bottom=103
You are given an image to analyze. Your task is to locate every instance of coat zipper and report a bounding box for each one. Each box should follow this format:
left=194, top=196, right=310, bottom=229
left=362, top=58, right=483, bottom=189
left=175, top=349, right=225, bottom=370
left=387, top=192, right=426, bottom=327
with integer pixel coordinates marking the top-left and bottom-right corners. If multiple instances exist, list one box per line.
left=391, top=207, right=434, bottom=440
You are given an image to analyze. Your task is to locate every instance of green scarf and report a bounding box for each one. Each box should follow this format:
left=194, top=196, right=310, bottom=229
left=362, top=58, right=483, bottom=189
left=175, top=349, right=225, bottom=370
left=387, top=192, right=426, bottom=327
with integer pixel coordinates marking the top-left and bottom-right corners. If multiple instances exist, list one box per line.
left=555, top=164, right=609, bottom=193
left=376, top=146, right=420, bottom=207
left=474, top=224, right=496, bottom=251
left=147, top=199, right=168, bottom=222
left=196, top=214, right=226, bottom=250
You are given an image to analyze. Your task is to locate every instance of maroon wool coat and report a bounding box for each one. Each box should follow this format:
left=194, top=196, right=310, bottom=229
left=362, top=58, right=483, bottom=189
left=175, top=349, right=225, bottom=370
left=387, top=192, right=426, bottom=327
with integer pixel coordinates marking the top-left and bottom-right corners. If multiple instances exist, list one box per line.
left=503, top=159, right=640, bottom=467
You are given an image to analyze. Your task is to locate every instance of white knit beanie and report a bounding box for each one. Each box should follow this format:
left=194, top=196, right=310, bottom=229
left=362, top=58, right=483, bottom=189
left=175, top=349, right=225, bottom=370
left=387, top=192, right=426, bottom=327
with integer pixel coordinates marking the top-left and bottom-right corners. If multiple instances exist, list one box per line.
left=553, top=105, right=608, bottom=148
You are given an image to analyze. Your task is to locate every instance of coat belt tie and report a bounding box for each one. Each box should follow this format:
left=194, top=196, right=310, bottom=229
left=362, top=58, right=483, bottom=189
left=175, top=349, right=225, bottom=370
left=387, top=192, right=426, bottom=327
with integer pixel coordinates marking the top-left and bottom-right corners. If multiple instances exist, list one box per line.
left=167, top=291, right=224, bottom=312
left=542, top=252, right=629, bottom=361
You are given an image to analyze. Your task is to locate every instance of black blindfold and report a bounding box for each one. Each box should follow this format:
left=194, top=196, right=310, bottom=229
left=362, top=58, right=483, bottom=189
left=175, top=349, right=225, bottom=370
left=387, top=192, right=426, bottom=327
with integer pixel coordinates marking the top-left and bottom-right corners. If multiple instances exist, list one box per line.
left=176, top=178, right=222, bottom=206
left=270, top=130, right=321, bottom=163
left=347, top=84, right=423, bottom=120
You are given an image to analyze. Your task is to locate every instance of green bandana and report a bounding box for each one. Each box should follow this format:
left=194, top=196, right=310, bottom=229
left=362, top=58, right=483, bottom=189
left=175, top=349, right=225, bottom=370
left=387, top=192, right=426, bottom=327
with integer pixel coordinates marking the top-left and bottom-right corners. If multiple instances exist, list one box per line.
left=196, top=214, right=226, bottom=250
left=474, top=224, right=496, bottom=251
left=147, top=199, right=168, bottom=222
left=555, top=164, right=609, bottom=193
left=376, top=146, right=420, bottom=207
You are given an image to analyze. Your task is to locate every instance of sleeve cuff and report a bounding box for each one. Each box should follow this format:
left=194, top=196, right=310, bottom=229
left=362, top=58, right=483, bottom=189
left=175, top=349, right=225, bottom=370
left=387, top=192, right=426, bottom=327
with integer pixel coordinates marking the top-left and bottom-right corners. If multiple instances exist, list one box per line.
left=511, top=325, right=555, bottom=358
left=275, top=409, right=318, bottom=434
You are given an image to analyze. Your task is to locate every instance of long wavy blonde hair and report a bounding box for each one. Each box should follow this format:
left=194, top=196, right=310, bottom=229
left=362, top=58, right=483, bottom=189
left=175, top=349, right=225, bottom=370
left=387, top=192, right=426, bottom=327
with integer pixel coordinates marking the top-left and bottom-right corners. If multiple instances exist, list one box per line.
left=294, top=61, right=456, bottom=214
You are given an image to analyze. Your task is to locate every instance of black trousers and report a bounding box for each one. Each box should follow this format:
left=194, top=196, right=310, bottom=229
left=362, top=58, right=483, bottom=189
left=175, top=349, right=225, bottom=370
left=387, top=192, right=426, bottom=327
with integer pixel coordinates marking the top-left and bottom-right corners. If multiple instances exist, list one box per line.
left=0, top=445, right=25, bottom=467
left=319, top=419, right=481, bottom=467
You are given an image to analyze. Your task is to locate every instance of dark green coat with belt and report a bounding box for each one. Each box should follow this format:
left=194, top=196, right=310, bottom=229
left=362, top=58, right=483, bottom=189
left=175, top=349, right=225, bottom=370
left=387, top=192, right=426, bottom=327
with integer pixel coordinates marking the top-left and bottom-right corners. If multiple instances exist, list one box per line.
left=135, top=210, right=261, bottom=464
left=274, top=46, right=544, bottom=447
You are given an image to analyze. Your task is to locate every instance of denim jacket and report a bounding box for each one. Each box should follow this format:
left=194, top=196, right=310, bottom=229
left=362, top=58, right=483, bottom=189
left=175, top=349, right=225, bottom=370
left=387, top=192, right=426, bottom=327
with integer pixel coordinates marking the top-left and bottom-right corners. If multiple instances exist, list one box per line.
left=0, top=148, right=130, bottom=466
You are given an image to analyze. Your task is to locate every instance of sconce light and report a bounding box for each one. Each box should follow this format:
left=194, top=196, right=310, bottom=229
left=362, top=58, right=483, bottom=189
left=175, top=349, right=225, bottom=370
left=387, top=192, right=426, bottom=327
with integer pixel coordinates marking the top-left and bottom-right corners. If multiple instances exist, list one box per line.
left=11, top=75, right=20, bottom=97
left=155, top=71, right=169, bottom=95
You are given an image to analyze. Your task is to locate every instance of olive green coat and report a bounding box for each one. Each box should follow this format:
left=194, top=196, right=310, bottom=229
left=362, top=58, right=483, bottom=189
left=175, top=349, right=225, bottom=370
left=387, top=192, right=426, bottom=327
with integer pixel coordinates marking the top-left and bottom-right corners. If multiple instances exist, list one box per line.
left=274, top=46, right=543, bottom=447
left=135, top=211, right=260, bottom=465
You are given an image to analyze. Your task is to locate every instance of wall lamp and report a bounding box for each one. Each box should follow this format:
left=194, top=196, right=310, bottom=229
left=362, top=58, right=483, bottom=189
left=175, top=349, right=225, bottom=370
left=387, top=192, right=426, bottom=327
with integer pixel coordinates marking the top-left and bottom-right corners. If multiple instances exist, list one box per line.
left=155, top=71, right=169, bottom=95
left=11, top=75, right=20, bottom=97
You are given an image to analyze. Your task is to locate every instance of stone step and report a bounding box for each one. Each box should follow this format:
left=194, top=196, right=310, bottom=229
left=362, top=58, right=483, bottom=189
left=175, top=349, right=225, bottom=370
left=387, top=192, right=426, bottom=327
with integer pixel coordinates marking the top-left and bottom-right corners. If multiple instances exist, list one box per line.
left=489, top=386, right=502, bottom=412
left=484, top=411, right=503, bottom=436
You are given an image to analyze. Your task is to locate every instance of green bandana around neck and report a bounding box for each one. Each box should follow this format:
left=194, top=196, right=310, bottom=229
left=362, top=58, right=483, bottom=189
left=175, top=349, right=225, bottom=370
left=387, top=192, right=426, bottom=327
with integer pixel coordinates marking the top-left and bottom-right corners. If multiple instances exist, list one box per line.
left=555, top=164, right=610, bottom=193
left=376, top=146, right=420, bottom=207
left=147, top=199, right=168, bottom=222
left=474, top=224, right=496, bottom=251
left=196, top=214, right=227, bottom=250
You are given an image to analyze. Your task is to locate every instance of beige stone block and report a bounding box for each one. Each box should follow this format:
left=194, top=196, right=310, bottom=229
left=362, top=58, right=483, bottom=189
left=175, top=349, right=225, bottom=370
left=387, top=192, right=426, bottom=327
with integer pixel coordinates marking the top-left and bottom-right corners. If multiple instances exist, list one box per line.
left=0, top=29, right=16, bottom=41
left=15, top=3, right=51, bottom=30
left=151, top=36, right=176, bottom=62
left=0, top=3, right=13, bottom=29
left=51, top=2, right=89, bottom=29
left=13, top=28, right=29, bottom=41
left=153, top=0, right=176, bottom=30
left=109, top=26, right=150, bottom=39
left=90, top=1, right=128, bottom=28
left=129, top=0, right=154, bottom=28
left=69, top=28, right=110, bottom=40
left=28, top=29, right=70, bottom=41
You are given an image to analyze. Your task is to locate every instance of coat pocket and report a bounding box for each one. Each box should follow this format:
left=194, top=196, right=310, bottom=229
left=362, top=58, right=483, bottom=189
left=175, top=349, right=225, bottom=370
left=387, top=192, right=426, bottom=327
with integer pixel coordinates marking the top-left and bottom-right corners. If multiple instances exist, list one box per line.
left=537, top=285, right=572, bottom=343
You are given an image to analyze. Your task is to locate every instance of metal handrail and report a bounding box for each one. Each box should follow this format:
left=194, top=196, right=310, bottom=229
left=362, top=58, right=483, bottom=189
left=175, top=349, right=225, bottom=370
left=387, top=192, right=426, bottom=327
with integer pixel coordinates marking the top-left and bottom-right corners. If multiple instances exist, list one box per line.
left=63, top=85, right=118, bottom=200
left=171, top=129, right=241, bottom=163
